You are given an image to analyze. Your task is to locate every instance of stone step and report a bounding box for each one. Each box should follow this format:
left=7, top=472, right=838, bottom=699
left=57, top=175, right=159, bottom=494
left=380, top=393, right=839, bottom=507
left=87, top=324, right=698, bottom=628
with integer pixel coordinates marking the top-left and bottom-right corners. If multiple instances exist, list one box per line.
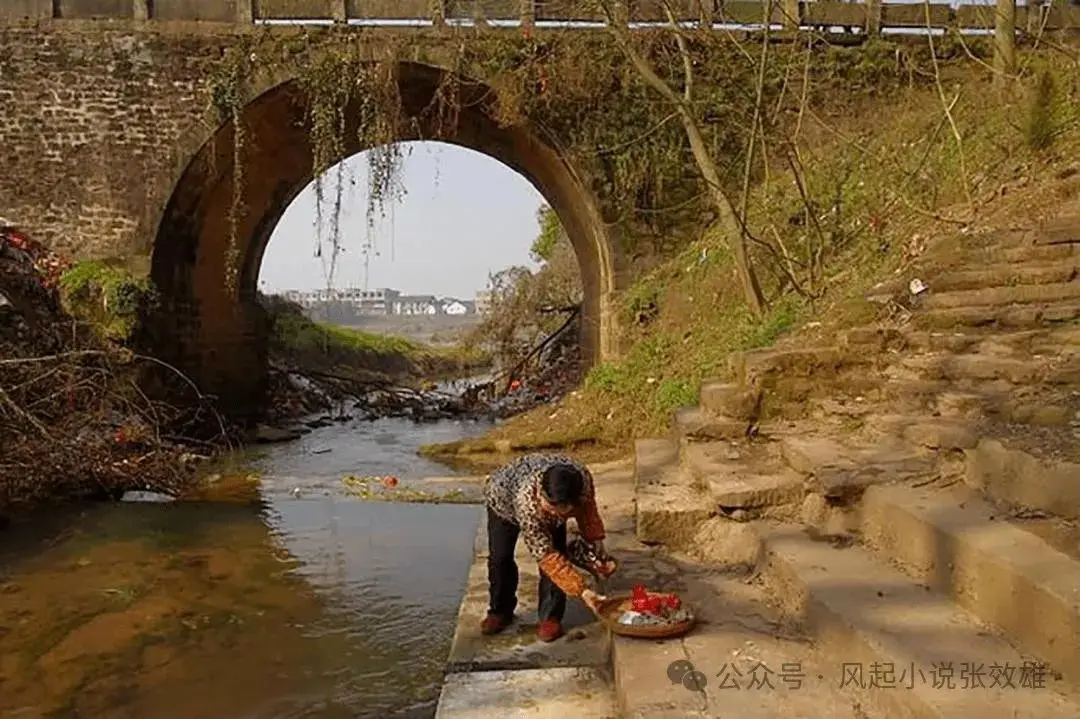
left=698, top=376, right=888, bottom=427
left=899, top=328, right=1048, bottom=354
left=877, top=378, right=950, bottom=410
left=842, top=325, right=1071, bottom=356
left=918, top=281, right=1080, bottom=311
left=837, top=325, right=906, bottom=351
left=778, top=435, right=936, bottom=501
left=870, top=260, right=1080, bottom=298
left=759, top=526, right=1080, bottom=719
left=731, top=346, right=871, bottom=387
left=913, top=300, right=1080, bottom=331
left=634, top=438, right=713, bottom=546
left=965, top=436, right=1080, bottom=521
left=933, top=389, right=986, bottom=419
left=612, top=571, right=881, bottom=719
left=928, top=397, right=1080, bottom=433
left=1031, top=324, right=1080, bottom=353
left=879, top=386, right=1078, bottom=432
left=933, top=261, right=1080, bottom=292
left=947, top=226, right=1032, bottom=253
left=680, top=440, right=805, bottom=511
left=673, top=406, right=753, bottom=442
left=635, top=436, right=679, bottom=488
left=765, top=367, right=883, bottom=404
left=697, top=381, right=760, bottom=420
left=908, top=417, right=980, bottom=448
left=899, top=351, right=1054, bottom=385
left=980, top=390, right=1080, bottom=427
left=967, top=240, right=1079, bottom=264
left=860, top=483, right=1080, bottom=691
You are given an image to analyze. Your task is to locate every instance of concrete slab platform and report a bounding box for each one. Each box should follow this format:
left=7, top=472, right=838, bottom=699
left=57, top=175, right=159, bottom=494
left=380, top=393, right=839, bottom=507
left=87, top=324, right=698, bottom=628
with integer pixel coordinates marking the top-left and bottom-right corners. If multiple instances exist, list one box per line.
left=604, top=533, right=871, bottom=719
left=437, top=460, right=633, bottom=718
left=447, top=524, right=611, bottom=674
left=434, top=667, right=617, bottom=718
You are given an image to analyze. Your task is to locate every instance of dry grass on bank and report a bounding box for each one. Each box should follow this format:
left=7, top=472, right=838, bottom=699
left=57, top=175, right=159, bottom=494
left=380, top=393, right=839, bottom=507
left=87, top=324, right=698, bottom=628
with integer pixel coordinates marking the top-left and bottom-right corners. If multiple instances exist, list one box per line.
left=463, top=49, right=1080, bottom=461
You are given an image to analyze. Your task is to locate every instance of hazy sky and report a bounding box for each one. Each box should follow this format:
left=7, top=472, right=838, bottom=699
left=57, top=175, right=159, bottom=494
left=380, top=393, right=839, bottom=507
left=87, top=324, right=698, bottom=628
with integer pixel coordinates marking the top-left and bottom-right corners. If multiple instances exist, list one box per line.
left=259, top=141, right=544, bottom=299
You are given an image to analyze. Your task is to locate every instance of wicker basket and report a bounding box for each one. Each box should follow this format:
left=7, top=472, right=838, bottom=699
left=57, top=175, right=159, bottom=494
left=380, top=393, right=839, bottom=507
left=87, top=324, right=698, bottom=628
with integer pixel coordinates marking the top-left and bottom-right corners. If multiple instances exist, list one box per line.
left=596, top=594, right=696, bottom=639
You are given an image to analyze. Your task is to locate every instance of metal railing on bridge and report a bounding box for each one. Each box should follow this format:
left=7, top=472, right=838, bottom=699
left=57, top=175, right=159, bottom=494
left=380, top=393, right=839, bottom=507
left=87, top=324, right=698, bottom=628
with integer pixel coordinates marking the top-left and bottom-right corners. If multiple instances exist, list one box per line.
left=3, top=0, right=1079, bottom=35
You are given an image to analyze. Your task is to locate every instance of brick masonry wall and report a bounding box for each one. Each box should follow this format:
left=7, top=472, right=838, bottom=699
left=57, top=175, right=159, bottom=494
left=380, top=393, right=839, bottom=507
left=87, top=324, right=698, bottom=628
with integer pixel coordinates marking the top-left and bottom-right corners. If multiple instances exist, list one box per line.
left=0, top=22, right=231, bottom=264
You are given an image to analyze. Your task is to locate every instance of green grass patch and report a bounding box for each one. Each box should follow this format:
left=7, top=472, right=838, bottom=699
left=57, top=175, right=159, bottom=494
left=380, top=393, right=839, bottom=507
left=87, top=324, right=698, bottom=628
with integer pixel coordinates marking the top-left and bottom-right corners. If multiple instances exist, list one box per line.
left=273, top=310, right=424, bottom=357
left=58, top=260, right=157, bottom=342
left=266, top=299, right=488, bottom=378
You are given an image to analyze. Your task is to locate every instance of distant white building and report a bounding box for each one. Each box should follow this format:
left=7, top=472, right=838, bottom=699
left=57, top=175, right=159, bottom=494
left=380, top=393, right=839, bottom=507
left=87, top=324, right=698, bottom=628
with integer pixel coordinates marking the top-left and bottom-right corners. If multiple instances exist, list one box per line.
left=349, top=287, right=399, bottom=315
left=442, top=300, right=468, bottom=315
left=274, top=287, right=399, bottom=315
left=394, top=295, right=439, bottom=315
left=274, top=288, right=480, bottom=317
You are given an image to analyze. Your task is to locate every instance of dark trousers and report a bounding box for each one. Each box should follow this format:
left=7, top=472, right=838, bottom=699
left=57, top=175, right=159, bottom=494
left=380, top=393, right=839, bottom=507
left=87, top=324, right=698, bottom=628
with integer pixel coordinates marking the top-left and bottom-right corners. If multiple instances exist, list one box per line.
left=487, top=507, right=567, bottom=622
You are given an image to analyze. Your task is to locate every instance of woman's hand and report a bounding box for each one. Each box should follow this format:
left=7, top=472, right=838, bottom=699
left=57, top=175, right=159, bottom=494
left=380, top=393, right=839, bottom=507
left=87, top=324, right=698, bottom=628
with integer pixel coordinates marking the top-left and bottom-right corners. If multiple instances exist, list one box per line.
left=593, top=558, right=617, bottom=578
left=581, top=588, right=607, bottom=614
left=590, top=541, right=616, bottom=578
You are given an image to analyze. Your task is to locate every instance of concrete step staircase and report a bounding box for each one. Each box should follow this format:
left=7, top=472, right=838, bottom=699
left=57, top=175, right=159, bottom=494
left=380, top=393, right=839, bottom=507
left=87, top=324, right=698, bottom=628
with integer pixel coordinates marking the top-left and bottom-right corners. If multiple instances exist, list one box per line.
left=624, top=213, right=1080, bottom=717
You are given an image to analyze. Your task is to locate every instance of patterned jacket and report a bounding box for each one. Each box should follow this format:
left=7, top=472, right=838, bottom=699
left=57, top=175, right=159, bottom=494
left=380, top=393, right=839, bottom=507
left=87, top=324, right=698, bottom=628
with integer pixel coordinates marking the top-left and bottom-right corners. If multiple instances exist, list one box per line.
left=483, top=453, right=606, bottom=597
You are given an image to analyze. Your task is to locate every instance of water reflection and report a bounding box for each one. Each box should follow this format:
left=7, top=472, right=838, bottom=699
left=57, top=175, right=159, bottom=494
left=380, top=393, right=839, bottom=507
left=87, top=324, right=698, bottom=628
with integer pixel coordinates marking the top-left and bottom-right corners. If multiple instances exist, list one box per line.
left=255, top=416, right=494, bottom=499
left=0, top=417, right=489, bottom=719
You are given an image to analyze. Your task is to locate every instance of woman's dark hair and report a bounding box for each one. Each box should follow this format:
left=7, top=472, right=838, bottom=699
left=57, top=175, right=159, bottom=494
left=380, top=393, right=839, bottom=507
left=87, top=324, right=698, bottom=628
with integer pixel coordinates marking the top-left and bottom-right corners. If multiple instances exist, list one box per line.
left=541, top=463, right=585, bottom=505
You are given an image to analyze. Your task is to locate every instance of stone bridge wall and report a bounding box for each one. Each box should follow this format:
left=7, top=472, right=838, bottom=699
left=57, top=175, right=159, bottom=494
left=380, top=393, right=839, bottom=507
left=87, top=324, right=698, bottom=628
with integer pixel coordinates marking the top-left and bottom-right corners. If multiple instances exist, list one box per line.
left=0, top=22, right=232, bottom=266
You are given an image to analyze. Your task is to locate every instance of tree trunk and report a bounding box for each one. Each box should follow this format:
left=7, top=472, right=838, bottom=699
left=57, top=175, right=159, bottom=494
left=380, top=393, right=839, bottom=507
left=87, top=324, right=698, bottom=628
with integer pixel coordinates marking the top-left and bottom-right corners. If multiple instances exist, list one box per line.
left=993, top=0, right=1017, bottom=86
left=599, top=1, right=767, bottom=318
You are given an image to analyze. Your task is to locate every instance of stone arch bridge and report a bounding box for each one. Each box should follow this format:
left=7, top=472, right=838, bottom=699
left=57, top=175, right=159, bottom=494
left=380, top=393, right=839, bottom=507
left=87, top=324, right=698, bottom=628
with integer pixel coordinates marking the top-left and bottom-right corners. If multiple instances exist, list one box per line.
left=1, top=10, right=636, bottom=416
left=4, top=1, right=1075, bottom=415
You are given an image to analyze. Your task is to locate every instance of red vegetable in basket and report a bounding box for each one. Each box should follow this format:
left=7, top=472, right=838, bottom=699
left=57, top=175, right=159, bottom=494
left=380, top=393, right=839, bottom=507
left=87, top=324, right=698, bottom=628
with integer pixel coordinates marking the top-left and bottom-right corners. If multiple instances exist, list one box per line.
left=628, top=585, right=683, bottom=616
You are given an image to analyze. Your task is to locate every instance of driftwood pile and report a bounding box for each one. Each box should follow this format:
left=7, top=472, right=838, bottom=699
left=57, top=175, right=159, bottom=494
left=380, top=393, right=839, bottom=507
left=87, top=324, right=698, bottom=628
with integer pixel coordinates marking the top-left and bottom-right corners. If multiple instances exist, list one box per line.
left=0, top=224, right=215, bottom=511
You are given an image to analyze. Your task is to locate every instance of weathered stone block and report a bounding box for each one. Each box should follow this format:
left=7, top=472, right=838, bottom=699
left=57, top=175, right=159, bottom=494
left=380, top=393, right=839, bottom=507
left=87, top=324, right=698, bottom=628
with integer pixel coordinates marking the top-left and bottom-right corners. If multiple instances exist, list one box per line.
left=698, top=381, right=761, bottom=420
left=903, top=419, right=978, bottom=451
left=687, top=516, right=762, bottom=570
left=861, top=483, right=1080, bottom=690
left=965, top=438, right=1080, bottom=519
left=759, top=526, right=1080, bottom=719
left=636, top=483, right=714, bottom=547
left=673, top=407, right=751, bottom=442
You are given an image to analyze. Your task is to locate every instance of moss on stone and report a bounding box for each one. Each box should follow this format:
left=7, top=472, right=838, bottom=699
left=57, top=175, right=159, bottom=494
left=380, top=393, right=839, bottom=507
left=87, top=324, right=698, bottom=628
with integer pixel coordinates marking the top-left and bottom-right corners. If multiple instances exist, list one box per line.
left=58, top=260, right=158, bottom=342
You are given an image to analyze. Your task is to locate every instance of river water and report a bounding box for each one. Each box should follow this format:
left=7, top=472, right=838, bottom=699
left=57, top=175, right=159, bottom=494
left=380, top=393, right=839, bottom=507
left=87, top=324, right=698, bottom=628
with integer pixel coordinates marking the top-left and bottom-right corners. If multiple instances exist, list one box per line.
left=0, top=415, right=495, bottom=719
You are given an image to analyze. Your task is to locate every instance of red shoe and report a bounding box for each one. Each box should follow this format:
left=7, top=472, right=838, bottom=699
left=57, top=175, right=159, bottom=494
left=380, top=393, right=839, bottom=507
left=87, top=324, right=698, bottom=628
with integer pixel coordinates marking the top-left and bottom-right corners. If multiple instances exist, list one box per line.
left=481, top=613, right=512, bottom=635
left=537, top=619, right=563, bottom=642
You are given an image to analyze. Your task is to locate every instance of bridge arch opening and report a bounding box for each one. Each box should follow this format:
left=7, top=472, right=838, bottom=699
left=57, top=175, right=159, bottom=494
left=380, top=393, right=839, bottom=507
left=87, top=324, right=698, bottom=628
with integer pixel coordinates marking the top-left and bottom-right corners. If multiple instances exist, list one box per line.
left=257, top=140, right=581, bottom=352
left=148, top=60, right=619, bottom=415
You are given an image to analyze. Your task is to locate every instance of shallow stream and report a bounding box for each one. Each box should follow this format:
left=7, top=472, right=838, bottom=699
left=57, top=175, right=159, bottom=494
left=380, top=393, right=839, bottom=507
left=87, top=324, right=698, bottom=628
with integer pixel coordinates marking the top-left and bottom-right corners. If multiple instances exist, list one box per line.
left=0, top=415, right=494, bottom=719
